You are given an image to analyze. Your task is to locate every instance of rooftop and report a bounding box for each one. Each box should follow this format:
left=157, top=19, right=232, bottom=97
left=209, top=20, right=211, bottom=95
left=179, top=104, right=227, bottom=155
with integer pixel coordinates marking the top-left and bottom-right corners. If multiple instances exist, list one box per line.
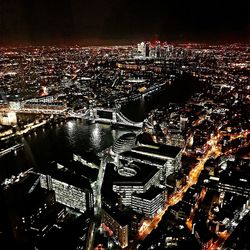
left=111, top=160, right=159, bottom=186
left=132, top=144, right=181, bottom=159
left=121, top=150, right=166, bottom=165
left=132, top=186, right=165, bottom=200
left=102, top=206, right=129, bottom=227
left=39, top=161, right=94, bottom=190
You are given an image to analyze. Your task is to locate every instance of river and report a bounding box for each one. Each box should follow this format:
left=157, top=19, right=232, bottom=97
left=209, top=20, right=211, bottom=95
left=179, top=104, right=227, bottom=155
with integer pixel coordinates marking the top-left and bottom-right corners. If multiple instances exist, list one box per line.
left=0, top=74, right=199, bottom=181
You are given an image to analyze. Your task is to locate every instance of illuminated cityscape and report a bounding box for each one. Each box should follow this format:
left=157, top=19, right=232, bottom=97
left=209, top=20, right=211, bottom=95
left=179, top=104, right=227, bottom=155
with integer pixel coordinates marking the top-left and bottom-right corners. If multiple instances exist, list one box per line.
left=0, top=1, right=249, bottom=250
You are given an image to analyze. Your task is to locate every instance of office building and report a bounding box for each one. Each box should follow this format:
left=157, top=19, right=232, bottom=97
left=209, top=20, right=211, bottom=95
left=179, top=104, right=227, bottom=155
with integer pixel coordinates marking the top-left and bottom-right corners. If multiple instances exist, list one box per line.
left=39, top=162, right=95, bottom=213
left=120, top=139, right=182, bottom=183
left=1, top=170, right=57, bottom=241
left=112, top=132, right=136, bottom=154
left=112, top=160, right=161, bottom=206
left=155, top=41, right=161, bottom=58
left=137, top=42, right=150, bottom=58
left=101, top=207, right=129, bottom=248
left=218, top=160, right=250, bottom=197
left=131, top=186, right=167, bottom=218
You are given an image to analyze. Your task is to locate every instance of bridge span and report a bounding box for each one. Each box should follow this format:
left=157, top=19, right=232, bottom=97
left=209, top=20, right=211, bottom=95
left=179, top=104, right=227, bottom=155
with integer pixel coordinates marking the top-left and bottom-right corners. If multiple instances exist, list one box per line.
left=69, top=107, right=143, bottom=129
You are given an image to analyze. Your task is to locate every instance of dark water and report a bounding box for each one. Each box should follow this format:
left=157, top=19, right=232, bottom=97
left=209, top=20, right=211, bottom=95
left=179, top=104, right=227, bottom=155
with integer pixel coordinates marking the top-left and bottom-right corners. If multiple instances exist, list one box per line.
left=0, top=121, right=133, bottom=181
left=0, top=74, right=199, bottom=181
left=121, top=74, right=199, bottom=121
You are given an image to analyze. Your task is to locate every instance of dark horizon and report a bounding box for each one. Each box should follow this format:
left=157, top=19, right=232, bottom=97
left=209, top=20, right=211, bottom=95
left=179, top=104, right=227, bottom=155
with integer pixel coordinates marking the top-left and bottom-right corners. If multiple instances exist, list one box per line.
left=0, top=0, right=249, bottom=46
left=0, top=37, right=249, bottom=48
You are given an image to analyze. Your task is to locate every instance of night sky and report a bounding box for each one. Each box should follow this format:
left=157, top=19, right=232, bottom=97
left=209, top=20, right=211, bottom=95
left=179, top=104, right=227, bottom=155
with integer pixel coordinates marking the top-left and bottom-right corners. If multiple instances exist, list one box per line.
left=0, top=0, right=249, bottom=45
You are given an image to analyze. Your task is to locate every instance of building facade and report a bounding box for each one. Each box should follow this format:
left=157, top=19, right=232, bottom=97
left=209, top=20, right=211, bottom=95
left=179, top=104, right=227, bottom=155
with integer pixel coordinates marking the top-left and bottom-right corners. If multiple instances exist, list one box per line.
left=131, top=187, right=167, bottom=218
left=101, top=208, right=128, bottom=249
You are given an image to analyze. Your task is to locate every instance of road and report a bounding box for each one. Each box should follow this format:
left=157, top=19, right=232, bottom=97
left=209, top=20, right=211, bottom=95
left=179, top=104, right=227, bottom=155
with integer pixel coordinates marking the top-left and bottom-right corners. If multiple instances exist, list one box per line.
left=86, top=155, right=108, bottom=250
left=137, top=128, right=250, bottom=243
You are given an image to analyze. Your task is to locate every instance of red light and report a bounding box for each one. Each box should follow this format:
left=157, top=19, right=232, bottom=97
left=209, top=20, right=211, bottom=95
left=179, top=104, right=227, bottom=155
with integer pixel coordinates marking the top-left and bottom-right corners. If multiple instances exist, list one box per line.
left=101, top=223, right=113, bottom=236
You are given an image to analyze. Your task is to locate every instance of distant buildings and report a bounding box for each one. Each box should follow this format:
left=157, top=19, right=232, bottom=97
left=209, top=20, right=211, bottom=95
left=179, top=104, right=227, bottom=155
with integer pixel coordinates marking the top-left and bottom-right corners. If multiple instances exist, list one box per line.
left=0, top=111, right=17, bottom=125
left=137, top=42, right=150, bottom=58
left=23, top=95, right=67, bottom=113
left=137, top=41, right=168, bottom=59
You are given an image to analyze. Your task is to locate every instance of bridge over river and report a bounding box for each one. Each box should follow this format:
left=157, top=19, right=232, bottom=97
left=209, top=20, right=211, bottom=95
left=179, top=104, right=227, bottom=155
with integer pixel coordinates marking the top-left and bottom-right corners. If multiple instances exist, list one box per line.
left=69, top=107, right=143, bottom=129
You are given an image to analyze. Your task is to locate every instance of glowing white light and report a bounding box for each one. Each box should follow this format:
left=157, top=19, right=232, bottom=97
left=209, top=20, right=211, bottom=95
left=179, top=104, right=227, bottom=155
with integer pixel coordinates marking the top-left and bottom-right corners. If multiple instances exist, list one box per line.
left=67, top=121, right=74, bottom=129
left=67, top=121, right=75, bottom=136
left=92, top=126, right=99, bottom=138
left=91, top=124, right=102, bottom=148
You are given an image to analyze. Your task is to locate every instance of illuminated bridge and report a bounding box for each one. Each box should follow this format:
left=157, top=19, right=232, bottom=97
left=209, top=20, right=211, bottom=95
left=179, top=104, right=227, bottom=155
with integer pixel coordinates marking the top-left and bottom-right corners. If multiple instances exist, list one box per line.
left=70, top=107, right=143, bottom=129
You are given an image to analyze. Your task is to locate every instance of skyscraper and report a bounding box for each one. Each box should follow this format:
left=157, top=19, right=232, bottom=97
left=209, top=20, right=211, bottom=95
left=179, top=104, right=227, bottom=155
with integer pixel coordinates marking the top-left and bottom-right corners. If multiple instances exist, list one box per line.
left=155, top=41, right=161, bottom=58
left=137, top=42, right=150, bottom=58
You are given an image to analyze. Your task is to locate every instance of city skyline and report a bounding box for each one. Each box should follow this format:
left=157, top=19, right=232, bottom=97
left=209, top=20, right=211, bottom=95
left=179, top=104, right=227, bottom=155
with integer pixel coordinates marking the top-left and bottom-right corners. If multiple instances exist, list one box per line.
left=0, top=42, right=249, bottom=250
left=0, top=1, right=249, bottom=249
